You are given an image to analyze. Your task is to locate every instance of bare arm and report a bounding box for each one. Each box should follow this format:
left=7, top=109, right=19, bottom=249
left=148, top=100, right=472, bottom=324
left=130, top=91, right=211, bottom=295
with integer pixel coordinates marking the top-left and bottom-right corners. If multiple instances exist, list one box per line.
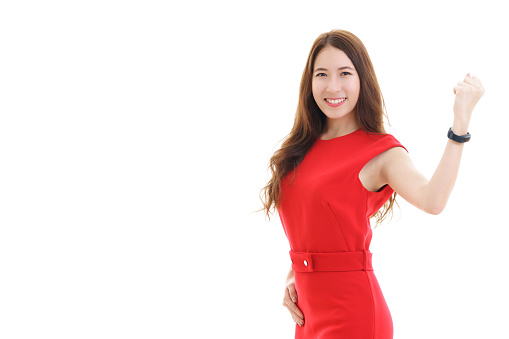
left=381, top=74, right=484, bottom=215
left=380, top=139, right=464, bottom=215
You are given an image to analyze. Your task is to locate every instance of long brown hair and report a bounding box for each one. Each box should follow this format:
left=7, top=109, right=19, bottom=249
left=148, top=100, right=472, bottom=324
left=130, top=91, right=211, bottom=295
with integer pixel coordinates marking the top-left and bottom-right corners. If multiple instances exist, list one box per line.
left=259, top=29, right=397, bottom=227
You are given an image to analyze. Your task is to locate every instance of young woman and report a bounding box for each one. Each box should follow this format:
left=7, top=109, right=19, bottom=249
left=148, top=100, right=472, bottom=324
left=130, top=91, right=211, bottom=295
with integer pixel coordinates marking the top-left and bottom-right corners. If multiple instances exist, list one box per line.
left=259, top=29, right=484, bottom=339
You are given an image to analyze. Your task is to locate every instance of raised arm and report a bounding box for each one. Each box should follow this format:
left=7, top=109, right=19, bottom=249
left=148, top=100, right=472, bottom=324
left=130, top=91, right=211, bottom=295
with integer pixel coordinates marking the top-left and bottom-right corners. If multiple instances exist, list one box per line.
left=381, top=74, right=484, bottom=215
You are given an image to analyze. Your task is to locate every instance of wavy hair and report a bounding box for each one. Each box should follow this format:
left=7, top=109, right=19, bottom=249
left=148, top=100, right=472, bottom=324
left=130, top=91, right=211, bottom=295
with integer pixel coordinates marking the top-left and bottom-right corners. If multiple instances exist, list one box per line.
left=259, top=29, right=397, bottom=227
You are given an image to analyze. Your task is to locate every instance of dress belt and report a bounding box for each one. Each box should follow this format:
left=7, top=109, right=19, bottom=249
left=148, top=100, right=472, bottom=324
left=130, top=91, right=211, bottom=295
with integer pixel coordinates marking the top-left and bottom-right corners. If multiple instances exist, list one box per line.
left=289, top=250, right=374, bottom=272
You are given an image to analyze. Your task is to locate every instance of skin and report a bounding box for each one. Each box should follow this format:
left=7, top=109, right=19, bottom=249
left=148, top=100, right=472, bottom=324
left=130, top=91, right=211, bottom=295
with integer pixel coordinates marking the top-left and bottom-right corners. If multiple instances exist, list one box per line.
left=282, top=45, right=485, bottom=327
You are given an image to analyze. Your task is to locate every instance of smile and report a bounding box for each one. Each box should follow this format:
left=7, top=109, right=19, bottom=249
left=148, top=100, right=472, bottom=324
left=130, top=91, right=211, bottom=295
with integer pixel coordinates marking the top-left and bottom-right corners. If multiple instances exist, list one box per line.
left=324, top=98, right=346, bottom=107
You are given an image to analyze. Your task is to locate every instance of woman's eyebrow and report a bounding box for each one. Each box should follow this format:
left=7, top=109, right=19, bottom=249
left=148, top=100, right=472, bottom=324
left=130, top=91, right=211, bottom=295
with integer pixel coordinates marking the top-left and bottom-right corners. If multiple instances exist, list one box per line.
left=314, top=66, right=354, bottom=72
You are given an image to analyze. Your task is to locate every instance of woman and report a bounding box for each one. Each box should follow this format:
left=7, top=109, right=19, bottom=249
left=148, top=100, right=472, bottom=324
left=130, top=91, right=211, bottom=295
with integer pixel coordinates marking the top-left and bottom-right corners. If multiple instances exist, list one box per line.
left=259, top=29, right=484, bottom=339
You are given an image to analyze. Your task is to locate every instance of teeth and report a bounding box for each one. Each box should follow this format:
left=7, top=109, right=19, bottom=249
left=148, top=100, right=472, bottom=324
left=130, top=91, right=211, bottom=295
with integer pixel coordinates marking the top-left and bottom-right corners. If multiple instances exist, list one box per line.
left=326, top=98, right=346, bottom=104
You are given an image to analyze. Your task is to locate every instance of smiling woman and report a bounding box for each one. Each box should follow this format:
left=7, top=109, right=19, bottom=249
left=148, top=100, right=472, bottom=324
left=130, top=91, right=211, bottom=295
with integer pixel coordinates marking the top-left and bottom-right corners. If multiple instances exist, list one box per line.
left=258, top=29, right=484, bottom=339
left=312, top=49, right=360, bottom=130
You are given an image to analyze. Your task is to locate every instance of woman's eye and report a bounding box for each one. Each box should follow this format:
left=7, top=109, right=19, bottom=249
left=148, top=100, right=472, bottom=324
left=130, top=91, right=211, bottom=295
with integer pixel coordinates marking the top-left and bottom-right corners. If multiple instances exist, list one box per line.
left=315, top=72, right=351, bottom=77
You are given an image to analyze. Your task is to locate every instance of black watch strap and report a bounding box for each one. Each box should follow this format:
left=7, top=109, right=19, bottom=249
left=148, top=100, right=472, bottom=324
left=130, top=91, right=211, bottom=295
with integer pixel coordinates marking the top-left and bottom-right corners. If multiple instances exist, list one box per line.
left=447, top=127, right=471, bottom=143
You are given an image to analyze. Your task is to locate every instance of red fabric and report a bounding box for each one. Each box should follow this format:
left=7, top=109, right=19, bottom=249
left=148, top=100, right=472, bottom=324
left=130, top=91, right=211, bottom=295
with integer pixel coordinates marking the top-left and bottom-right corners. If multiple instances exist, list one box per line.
left=278, top=129, right=407, bottom=339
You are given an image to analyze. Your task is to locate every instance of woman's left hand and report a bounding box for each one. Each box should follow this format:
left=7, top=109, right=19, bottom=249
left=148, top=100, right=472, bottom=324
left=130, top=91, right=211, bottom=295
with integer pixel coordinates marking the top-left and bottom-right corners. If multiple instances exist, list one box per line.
left=452, top=74, right=485, bottom=128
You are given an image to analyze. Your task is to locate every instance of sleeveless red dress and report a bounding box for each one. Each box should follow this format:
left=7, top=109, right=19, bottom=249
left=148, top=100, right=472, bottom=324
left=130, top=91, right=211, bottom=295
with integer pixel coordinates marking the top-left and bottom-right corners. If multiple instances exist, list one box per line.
left=278, top=129, right=407, bottom=339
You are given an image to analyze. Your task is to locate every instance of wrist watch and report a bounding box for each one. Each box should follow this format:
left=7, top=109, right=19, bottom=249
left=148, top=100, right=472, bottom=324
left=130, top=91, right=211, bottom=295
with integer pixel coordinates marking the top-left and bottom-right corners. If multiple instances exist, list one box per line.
left=447, top=127, right=471, bottom=143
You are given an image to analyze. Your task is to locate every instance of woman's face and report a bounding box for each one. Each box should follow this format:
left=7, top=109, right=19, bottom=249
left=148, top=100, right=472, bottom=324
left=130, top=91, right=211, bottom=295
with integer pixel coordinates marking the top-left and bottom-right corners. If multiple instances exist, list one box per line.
left=312, top=46, right=360, bottom=121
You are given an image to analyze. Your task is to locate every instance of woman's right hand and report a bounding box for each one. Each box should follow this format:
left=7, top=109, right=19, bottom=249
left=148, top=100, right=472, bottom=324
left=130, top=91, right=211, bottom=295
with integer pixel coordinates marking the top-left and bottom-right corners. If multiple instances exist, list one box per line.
left=283, top=269, right=304, bottom=327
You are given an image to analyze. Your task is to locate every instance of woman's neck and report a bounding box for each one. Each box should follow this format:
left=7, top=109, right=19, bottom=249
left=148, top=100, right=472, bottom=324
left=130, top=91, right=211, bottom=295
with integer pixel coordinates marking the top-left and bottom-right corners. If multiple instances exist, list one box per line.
left=320, top=115, right=359, bottom=139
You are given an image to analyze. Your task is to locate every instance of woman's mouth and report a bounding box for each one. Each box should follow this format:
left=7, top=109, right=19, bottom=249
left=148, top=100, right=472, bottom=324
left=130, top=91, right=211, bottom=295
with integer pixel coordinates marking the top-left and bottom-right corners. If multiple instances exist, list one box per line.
left=324, top=97, right=346, bottom=108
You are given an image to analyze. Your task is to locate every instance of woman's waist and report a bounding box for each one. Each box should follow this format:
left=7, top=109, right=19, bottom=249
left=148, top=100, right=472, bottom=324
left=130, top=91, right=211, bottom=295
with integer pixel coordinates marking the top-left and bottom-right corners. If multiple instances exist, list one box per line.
left=289, top=250, right=374, bottom=272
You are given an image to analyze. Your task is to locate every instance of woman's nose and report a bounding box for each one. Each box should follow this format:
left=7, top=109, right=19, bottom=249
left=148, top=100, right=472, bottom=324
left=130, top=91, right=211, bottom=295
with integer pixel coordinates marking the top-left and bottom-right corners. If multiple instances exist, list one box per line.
left=326, top=77, right=342, bottom=92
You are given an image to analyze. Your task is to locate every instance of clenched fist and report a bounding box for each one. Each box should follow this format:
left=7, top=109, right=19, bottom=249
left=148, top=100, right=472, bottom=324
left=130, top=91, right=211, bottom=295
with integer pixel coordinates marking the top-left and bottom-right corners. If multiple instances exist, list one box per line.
left=453, top=74, right=484, bottom=129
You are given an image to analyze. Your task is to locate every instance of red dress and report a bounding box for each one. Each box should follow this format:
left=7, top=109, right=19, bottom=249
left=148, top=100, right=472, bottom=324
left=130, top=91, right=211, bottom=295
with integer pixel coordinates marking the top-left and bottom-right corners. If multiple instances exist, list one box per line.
left=278, top=129, right=407, bottom=339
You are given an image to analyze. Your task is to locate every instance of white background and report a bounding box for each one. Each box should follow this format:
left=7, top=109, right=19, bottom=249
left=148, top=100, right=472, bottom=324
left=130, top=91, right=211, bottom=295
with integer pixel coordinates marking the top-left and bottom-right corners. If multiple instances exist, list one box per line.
left=1, top=0, right=508, bottom=338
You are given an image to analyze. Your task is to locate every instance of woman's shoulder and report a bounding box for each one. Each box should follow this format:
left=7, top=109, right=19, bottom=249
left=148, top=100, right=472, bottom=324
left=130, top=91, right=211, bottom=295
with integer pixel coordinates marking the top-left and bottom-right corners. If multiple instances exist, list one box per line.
left=357, top=130, right=406, bottom=151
